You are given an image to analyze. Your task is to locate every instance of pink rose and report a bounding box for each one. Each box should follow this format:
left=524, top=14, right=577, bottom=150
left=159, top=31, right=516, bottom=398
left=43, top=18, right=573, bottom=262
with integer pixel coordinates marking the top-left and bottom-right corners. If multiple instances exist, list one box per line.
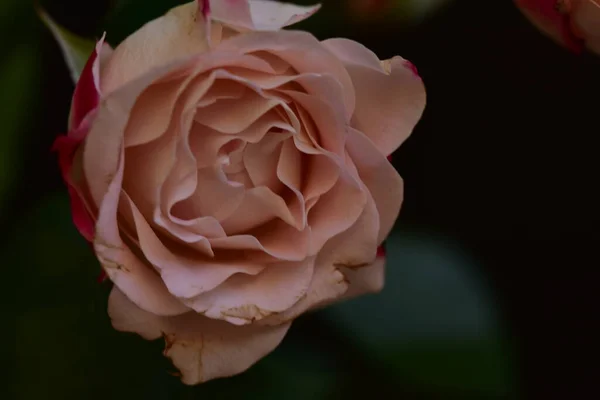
left=515, top=0, right=600, bottom=54
left=54, top=0, right=425, bottom=384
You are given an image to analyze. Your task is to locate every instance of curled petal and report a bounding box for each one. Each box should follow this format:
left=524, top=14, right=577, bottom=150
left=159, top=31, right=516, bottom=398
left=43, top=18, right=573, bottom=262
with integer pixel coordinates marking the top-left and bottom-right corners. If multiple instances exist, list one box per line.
left=108, top=287, right=291, bottom=385
left=218, top=30, right=356, bottom=119
left=184, top=256, right=315, bottom=325
left=70, top=33, right=112, bottom=133
left=210, top=0, right=321, bottom=32
left=124, top=192, right=264, bottom=299
left=101, top=2, right=210, bottom=93
left=345, top=127, right=403, bottom=244
left=327, top=45, right=425, bottom=155
left=94, top=145, right=189, bottom=316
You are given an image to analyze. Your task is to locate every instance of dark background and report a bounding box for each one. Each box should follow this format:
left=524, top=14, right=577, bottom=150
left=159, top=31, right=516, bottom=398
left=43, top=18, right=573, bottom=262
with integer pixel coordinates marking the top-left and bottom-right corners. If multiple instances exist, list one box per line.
left=1, top=0, right=597, bottom=398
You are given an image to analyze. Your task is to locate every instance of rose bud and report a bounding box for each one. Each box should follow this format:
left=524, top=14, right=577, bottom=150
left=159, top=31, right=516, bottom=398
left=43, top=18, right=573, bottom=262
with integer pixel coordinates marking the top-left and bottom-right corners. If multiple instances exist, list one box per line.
left=515, top=0, right=600, bottom=54
left=50, top=0, right=425, bottom=384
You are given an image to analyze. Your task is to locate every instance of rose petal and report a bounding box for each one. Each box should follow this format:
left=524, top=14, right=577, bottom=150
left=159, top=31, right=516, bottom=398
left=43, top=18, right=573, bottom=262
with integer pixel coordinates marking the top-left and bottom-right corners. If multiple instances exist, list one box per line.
left=195, top=89, right=284, bottom=133
left=123, top=193, right=264, bottom=299
left=101, top=2, right=209, bottom=93
left=322, top=38, right=384, bottom=73
left=220, top=186, right=297, bottom=234
left=183, top=256, right=315, bottom=324
left=86, top=52, right=271, bottom=209
left=317, top=187, right=380, bottom=270
left=210, top=0, right=321, bottom=32
left=94, top=146, right=188, bottom=316
left=259, top=258, right=348, bottom=326
left=276, top=140, right=306, bottom=230
left=175, top=165, right=246, bottom=222
left=108, top=287, right=291, bottom=385
left=69, top=34, right=111, bottom=132
left=307, top=170, right=366, bottom=256
left=335, top=51, right=426, bottom=155
left=346, top=127, right=403, bottom=244
left=210, top=217, right=310, bottom=261
left=218, top=30, right=355, bottom=119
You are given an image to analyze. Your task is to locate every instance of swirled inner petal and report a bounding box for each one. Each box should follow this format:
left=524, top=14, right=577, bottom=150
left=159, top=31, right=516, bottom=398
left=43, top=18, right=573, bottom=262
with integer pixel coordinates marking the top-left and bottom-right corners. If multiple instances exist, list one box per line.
left=220, top=186, right=297, bottom=235
left=124, top=193, right=264, bottom=299
left=210, top=218, right=310, bottom=261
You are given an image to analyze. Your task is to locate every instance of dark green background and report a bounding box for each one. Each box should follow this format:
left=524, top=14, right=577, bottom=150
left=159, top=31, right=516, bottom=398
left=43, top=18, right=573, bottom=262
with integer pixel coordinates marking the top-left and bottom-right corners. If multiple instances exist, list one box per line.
left=1, top=0, right=597, bottom=398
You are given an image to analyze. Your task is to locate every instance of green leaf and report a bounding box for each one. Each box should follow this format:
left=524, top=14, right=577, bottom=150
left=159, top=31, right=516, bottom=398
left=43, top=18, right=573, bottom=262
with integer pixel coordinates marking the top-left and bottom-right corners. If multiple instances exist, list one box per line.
left=37, top=6, right=96, bottom=83
left=325, top=231, right=517, bottom=397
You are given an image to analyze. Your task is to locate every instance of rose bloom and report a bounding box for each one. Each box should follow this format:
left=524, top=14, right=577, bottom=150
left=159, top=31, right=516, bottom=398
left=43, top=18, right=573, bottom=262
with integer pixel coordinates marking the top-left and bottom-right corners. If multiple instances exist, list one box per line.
left=515, top=0, right=600, bottom=54
left=53, top=0, right=425, bottom=384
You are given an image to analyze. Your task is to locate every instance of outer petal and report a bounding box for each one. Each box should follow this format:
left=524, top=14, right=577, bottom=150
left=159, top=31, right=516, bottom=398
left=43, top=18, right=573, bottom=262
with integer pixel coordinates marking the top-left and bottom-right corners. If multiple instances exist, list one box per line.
left=94, top=145, right=189, bottom=316
left=69, top=34, right=112, bottom=132
left=53, top=36, right=112, bottom=241
left=108, top=287, right=291, bottom=385
left=210, top=0, right=321, bottom=32
left=323, top=39, right=425, bottom=155
left=346, top=127, right=403, bottom=244
left=101, top=2, right=210, bottom=94
left=218, top=30, right=355, bottom=119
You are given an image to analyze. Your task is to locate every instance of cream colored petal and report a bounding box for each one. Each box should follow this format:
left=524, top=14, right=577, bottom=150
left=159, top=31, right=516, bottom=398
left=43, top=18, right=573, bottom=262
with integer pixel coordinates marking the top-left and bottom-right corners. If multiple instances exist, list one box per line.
left=93, top=146, right=188, bottom=316
left=280, top=85, right=348, bottom=159
left=344, top=55, right=426, bottom=155
left=244, top=131, right=290, bottom=193
left=259, top=258, right=348, bottom=326
left=124, top=77, right=188, bottom=148
left=183, top=256, right=315, bottom=324
left=210, top=0, right=321, bottom=32
left=276, top=140, right=306, bottom=230
left=210, top=218, right=310, bottom=261
left=218, top=30, right=355, bottom=119
left=346, top=127, right=403, bottom=244
left=317, top=187, right=380, bottom=270
left=83, top=57, right=198, bottom=209
left=220, top=186, right=297, bottom=235
left=307, top=171, right=366, bottom=256
left=258, top=218, right=383, bottom=327
left=176, top=165, right=246, bottom=222
left=302, top=153, right=339, bottom=204
left=322, top=38, right=384, bottom=72
left=123, top=193, right=264, bottom=299
left=108, top=287, right=291, bottom=385
left=195, top=90, right=284, bottom=133
left=101, top=2, right=209, bottom=93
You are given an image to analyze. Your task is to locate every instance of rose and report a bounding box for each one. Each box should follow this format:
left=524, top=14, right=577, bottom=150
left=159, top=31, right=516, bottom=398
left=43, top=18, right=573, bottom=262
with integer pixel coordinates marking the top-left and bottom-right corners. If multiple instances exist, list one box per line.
left=515, top=0, right=600, bottom=54
left=53, top=0, right=425, bottom=384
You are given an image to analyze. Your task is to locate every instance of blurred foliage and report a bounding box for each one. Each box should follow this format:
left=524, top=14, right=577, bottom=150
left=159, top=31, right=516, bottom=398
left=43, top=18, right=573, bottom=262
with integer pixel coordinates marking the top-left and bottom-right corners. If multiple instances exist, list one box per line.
left=0, top=1, right=42, bottom=218
left=0, top=0, right=520, bottom=399
left=326, top=234, right=515, bottom=396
